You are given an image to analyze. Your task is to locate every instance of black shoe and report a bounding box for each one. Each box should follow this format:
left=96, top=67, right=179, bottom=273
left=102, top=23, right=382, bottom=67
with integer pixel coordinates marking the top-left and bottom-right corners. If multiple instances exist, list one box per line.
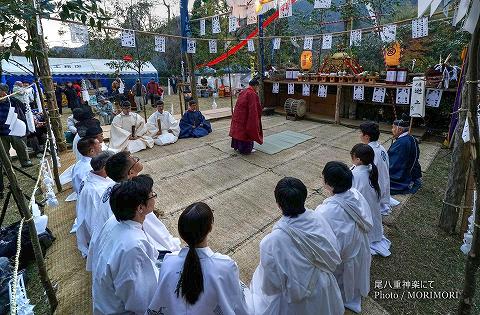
left=21, top=161, right=34, bottom=168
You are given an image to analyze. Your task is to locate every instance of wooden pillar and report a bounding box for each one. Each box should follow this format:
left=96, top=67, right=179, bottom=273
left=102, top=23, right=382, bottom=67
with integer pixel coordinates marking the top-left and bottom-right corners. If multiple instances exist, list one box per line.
left=335, top=85, right=342, bottom=124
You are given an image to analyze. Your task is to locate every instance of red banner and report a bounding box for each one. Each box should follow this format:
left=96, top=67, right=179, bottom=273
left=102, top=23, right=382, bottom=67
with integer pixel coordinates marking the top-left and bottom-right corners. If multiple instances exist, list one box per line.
left=197, top=0, right=296, bottom=68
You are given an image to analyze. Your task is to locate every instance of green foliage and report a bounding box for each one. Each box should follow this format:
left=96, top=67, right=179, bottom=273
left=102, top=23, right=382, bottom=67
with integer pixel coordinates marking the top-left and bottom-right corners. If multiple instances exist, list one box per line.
left=0, top=0, right=109, bottom=61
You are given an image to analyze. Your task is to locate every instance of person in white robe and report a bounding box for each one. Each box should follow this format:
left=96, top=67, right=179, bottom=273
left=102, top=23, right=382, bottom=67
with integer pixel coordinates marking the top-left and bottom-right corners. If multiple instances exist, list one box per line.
left=147, top=202, right=250, bottom=315
left=70, top=137, right=102, bottom=233
left=86, top=151, right=181, bottom=272
left=90, top=175, right=159, bottom=314
left=359, top=122, right=392, bottom=215
left=109, top=100, right=154, bottom=153
left=350, top=144, right=391, bottom=257
left=314, top=161, right=373, bottom=314
left=147, top=100, right=180, bottom=146
left=250, top=177, right=344, bottom=315
left=75, top=151, right=115, bottom=257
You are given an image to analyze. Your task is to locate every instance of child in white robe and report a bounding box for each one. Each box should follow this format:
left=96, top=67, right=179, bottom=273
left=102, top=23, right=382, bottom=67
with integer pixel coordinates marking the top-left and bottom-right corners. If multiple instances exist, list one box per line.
left=147, top=100, right=180, bottom=146
left=75, top=151, right=115, bottom=257
left=86, top=151, right=181, bottom=272
left=109, top=100, right=154, bottom=153
left=350, top=144, right=391, bottom=257
left=250, top=177, right=344, bottom=315
left=314, top=161, right=373, bottom=314
left=147, top=202, right=251, bottom=315
left=359, top=122, right=392, bottom=215
left=90, top=175, right=159, bottom=314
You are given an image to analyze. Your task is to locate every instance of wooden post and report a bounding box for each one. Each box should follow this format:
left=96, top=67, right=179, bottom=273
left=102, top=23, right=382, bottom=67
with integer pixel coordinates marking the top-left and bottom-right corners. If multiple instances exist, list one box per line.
left=335, top=85, right=342, bottom=124
left=185, top=53, right=197, bottom=103
left=458, top=18, right=480, bottom=315
left=26, top=5, right=66, bottom=152
left=178, top=84, right=184, bottom=115
left=0, top=140, right=58, bottom=312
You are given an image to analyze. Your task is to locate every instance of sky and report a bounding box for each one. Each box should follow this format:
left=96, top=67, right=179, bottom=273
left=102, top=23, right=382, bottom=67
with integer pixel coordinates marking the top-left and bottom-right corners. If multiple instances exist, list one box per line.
left=43, top=0, right=190, bottom=48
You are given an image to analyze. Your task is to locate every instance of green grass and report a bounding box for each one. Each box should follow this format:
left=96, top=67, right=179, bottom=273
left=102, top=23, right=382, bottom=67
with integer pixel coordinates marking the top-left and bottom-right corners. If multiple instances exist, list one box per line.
left=370, top=148, right=478, bottom=314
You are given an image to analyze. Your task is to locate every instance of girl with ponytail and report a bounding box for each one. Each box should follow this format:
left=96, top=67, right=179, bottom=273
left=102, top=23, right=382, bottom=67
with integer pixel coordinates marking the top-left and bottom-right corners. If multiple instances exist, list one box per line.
left=147, top=202, right=250, bottom=315
left=350, top=144, right=392, bottom=257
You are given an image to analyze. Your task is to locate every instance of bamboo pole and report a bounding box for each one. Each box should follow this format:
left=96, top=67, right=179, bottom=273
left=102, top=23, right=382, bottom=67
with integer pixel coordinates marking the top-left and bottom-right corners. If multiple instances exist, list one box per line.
left=0, top=140, right=58, bottom=313
left=335, top=86, right=342, bottom=124
left=458, top=18, right=480, bottom=315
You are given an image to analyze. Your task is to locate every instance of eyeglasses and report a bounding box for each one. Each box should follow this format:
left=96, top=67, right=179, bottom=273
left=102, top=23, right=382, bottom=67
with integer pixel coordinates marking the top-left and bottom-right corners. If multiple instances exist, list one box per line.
left=147, top=192, right=157, bottom=200
left=127, top=156, right=140, bottom=174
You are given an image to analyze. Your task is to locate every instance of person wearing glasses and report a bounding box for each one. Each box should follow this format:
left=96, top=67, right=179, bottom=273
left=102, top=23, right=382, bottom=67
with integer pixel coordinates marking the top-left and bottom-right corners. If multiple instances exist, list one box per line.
left=90, top=175, right=161, bottom=314
left=87, top=152, right=180, bottom=272
left=147, top=202, right=251, bottom=315
left=109, top=100, right=154, bottom=153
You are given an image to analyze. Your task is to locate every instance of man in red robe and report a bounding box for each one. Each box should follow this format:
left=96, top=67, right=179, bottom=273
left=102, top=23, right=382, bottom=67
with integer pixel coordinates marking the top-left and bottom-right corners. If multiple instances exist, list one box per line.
left=229, top=78, right=263, bottom=154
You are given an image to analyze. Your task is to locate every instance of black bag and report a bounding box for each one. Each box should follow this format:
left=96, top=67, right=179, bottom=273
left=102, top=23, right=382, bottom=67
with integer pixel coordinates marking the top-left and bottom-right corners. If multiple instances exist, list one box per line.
left=0, top=220, right=55, bottom=270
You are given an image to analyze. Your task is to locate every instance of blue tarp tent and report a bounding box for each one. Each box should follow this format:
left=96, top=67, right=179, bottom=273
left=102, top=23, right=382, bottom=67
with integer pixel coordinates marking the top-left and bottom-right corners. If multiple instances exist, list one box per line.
left=1, top=56, right=159, bottom=92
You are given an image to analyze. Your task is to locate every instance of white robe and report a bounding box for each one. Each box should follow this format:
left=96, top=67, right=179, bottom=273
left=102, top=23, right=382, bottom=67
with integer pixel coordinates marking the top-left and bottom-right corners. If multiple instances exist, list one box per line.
left=86, top=183, right=181, bottom=272
left=250, top=210, right=344, bottom=315
left=147, top=247, right=251, bottom=315
left=369, top=141, right=391, bottom=214
left=89, top=219, right=159, bottom=314
left=70, top=156, right=92, bottom=231
left=146, top=111, right=180, bottom=146
left=351, top=165, right=391, bottom=257
left=314, top=188, right=373, bottom=313
left=109, top=112, right=154, bottom=153
left=75, top=172, right=115, bottom=257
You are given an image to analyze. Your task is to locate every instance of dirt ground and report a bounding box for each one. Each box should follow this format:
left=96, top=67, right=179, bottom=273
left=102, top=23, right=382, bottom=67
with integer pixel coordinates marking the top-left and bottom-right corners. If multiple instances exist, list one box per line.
left=35, top=114, right=446, bottom=315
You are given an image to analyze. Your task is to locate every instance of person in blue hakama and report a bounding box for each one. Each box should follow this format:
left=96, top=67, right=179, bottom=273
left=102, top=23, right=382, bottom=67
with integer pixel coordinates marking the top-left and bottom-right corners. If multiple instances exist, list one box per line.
left=388, top=115, right=422, bottom=195
left=179, top=100, right=212, bottom=139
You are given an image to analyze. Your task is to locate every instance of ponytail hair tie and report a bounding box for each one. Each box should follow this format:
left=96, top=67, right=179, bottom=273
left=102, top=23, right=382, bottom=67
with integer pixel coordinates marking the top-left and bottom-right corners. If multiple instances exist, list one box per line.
left=368, top=164, right=373, bottom=171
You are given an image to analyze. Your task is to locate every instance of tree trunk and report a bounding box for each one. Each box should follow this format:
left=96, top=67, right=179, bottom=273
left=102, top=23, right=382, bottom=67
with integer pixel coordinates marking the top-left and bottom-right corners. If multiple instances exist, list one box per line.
left=26, top=10, right=66, bottom=152
left=458, top=19, right=480, bottom=315
left=439, top=84, right=471, bottom=233
left=0, top=140, right=58, bottom=313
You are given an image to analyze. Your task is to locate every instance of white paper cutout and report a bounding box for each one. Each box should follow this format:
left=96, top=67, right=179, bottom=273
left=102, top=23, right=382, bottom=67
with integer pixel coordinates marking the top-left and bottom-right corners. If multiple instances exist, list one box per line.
left=412, top=17, right=429, bottom=38
left=224, top=41, right=231, bottom=50
left=372, top=87, right=386, bottom=103
left=410, top=76, right=426, bottom=117
left=430, top=0, right=443, bottom=16
left=443, top=0, right=450, bottom=17
left=279, top=0, right=292, bottom=18
left=272, top=82, right=280, bottom=93
left=247, top=5, right=258, bottom=25
left=381, top=24, right=396, bottom=43
left=462, top=117, right=470, bottom=142
left=396, top=87, right=411, bottom=104
left=154, top=36, right=166, bottom=52
left=425, top=89, right=443, bottom=107
left=121, top=29, right=136, bottom=47
left=303, top=36, right=313, bottom=50
left=454, top=0, right=472, bottom=25
left=322, top=34, right=332, bottom=49
left=212, top=15, right=221, bottom=34
left=302, top=84, right=310, bottom=96
left=350, top=30, right=362, bottom=46
left=247, top=39, right=255, bottom=52
left=287, top=83, right=294, bottom=94
left=69, top=24, right=89, bottom=44
left=314, top=0, right=332, bottom=9
left=318, top=85, right=328, bottom=97
left=273, top=38, right=281, bottom=50
left=200, top=19, right=206, bottom=36
left=418, top=0, right=434, bottom=17
left=186, top=38, right=196, bottom=53
left=229, top=16, right=238, bottom=32
left=209, top=40, right=217, bottom=53
left=353, top=85, right=364, bottom=101
left=462, top=0, right=480, bottom=34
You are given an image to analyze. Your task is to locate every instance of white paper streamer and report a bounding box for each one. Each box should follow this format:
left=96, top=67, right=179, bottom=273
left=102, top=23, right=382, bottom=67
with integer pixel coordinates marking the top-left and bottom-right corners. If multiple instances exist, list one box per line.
left=200, top=19, right=206, bottom=35
left=412, top=17, right=429, bottom=38
left=272, top=82, right=280, bottom=93
left=186, top=38, right=196, bottom=53
left=353, top=85, right=364, bottom=101
left=302, top=84, right=310, bottom=96
left=212, top=15, right=221, bottom=34
left=279, top=0, right=292, bottom=18
left=121, top=29, right=136, bottom=47
left=155, top=36, right=166, bottom=52
left=314, top=0, right=331, bottom=9
left=273, top=38, right=281, bottom=50
left=396, top=87, right=411, bottom=104
left=322, top=34, right=332, bottom=49
left=318, top=85, right=327, bottom=97
left=287, top=83, right=294, bottom=94
left=303, top=36, right=313, bottom=50
left=350, top=30, right=362, bottom=46
left=410, top=76, right=426, bottom=117
left=372, top=87, right=386, bottom=103
left=462, top=0, right=480, bottom=34
left=209, top=40, right=217, bottom=53
left=425, top=89, right=442, bottom=107
left=247, top=39, right=255, bottom=52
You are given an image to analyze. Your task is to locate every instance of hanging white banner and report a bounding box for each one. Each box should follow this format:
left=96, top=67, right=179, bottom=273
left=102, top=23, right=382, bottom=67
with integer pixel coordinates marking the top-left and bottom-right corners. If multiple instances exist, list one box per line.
left=287, top=83, right=294, bottom=94
left=186, top=38, right=196, bottom=53
left=247, top=39, right=255, bottom=52
left=381, top=24, right=396, bottom=43
left=303, top=36, right=313, bottom=50
left=154, top=36, right=166, bottom=52
left=200, top=19, right=206, bottom=36
left=322, top=34, right=332, bottom=49
left=272, top=82, right=280, bottom=93
left=121, top=29, right=136, bottom=47
left=410, top=76, right=426, bottom=117
left=273, top=38, right=281, bottom=50
left=353, top=85, right=364, bottom=101
left=350, top=30, right=361, bottom=46
left=209, top=40, right=217, bottom=53
left=212, top=15, right=221, bottom=34
left=302, top=84, right=310, bottom=96
left=396, top=87, right=411, bottom=104
left=318, top=85, right=328, bottom=97
left=314, top=0, right=331, bottom=9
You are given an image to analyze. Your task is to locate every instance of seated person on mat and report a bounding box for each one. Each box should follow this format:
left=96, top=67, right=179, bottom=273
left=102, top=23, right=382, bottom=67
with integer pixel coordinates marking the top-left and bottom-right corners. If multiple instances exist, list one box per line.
left=179, top=99, right=212, bottom=139
left=147, top=100, right=180, bottom=146
left=388, top=114, right=422, bottom=195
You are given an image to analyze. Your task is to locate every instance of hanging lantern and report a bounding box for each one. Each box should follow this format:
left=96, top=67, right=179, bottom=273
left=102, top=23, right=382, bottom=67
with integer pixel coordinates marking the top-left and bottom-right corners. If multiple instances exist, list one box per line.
left=300, top=50, right=313, bottom=71
left=384, top=42, right=401, bottom=67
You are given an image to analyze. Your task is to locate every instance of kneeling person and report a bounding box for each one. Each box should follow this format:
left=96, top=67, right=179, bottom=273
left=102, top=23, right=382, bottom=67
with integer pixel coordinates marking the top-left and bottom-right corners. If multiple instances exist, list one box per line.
left=109, top=101, right=154, bottom=153
left=147, top=100, right=180, bottom=145
left=179, top=100, right=212, bottom=139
